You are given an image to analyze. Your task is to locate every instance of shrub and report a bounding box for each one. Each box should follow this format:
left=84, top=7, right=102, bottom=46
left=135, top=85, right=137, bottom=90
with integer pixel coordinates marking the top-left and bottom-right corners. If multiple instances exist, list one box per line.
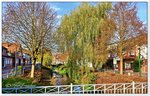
left=133, top=57, right=142, bottom=72
left=88, top=73, right=97, bottom=84
left=81, top=73, right=97, bottom=84
left=17, top=66, right=22, bottom=74
left=59, top=69, right=67, bottom=75
left=61, top=75, right=71, bottom=85
left=2, top=76, right=39, bottom=88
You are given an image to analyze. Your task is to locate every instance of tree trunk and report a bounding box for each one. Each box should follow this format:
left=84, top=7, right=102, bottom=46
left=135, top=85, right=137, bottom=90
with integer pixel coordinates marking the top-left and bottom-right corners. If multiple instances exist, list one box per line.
left=120, top=55, right=123, bottom=75
left=119, top=39, right=123, bottom=75
left=40, top=50, right=44, bottom=81
left=30, top=57, right=36, bottom=78
left=92, top=61, right=97, bottom=72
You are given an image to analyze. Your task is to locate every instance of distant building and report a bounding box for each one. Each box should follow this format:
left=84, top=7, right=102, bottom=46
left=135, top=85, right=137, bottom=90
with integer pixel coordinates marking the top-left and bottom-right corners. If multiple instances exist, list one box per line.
left=52, top=53, right=68, bottom=65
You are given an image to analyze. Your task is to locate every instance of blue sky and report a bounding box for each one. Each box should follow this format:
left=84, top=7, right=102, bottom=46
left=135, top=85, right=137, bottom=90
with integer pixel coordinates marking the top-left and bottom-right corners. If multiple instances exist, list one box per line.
left=47, top=2, right=148, bottom=24
left=2, top=2, right=148, bottom=24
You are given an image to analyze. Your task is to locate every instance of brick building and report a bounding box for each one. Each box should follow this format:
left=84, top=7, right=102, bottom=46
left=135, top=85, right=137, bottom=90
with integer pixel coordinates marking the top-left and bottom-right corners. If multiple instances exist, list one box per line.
left=2, top=42, right=32, bottom=74
left=107, top=33, right=148, bottom=73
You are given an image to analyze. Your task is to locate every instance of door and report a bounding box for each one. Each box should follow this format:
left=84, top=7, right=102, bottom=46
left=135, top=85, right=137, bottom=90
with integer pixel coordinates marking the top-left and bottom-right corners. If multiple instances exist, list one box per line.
left=19, top=59, right=21, bottom=65
left=2, top=57, right=4, bottom=68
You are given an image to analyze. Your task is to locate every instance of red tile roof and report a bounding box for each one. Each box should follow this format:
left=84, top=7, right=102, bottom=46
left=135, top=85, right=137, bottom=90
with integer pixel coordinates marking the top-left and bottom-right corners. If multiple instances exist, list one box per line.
left=55, top=53, right=68, bottom=62
left=2, top=42, right=21, bottom=53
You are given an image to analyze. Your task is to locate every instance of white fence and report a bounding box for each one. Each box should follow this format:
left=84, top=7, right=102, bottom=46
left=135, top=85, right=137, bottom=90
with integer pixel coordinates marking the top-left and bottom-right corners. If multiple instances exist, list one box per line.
left=2, top=82, right=148, bottom=94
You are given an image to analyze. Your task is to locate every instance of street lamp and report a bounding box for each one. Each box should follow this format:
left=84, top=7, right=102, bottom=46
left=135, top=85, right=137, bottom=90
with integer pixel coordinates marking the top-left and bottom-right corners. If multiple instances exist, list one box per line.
left=138, top=47, right=142, bottom=77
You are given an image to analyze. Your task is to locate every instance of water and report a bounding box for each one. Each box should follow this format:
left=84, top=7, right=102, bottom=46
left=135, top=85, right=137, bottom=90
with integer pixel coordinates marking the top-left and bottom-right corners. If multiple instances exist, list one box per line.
left=53, top=72, right=63, bottom=85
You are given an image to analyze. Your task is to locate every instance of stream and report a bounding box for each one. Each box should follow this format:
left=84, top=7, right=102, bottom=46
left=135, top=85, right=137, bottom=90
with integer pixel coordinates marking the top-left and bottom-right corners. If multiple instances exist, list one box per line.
left=53, top=72, right=63, bottom=85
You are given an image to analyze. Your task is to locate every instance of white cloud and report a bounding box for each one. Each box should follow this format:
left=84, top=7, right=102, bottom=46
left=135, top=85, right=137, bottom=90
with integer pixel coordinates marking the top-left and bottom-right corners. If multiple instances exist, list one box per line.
left=57, top=15, right=62, bottom=19
left=51, top=6, right=61, bottom=11
left=143, top=21, right=147, bottom=25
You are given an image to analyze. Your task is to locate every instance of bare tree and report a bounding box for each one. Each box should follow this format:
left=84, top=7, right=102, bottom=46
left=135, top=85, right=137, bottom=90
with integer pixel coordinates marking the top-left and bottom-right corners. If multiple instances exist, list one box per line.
left=2, top=2, right=57, bottom=78
left=110, top=3, right=147, bottom=75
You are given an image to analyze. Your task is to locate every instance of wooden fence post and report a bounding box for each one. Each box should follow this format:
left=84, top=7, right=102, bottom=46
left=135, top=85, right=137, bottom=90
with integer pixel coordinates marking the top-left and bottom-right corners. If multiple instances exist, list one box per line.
left=104, top=84, right=106, bottom=94
left=70, top=83, right=73, bottom=94
left=83, top=85, right=84, bottom=94
left=141, top=83, right=143, bottom=94
left=123, top=83, right=125, bottom=94
left=114, top=84, right=116, bottom=94
left=94, top=85, right=96, bottom=94
left=58, top=86, right=60, bottom=94
left=45, top=87, right=46, bottom=93
left=132, top=81, right=135, bottom=94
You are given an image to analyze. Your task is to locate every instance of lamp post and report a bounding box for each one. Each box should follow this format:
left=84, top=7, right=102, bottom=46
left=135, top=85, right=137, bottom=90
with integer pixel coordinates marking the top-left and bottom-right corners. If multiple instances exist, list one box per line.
left=138, top=47, right=142, bottom=77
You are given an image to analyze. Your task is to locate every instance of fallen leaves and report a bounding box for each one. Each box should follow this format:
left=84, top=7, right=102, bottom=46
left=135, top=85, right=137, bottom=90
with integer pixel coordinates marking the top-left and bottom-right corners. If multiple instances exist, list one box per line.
left=95, top=72, right=147, bottom=84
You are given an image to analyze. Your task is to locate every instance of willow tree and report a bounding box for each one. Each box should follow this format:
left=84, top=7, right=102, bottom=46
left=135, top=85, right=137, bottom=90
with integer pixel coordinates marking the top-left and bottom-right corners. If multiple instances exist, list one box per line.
left=55, top=2, right=114, bottom=82
left=2, top=2, right=57, bottom=78
left=110, top=3, right=146, bottom=75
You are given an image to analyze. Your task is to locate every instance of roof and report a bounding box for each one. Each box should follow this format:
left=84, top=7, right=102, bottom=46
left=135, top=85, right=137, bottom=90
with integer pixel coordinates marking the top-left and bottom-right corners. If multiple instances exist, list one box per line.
left=54, top=53, right=68, bottom=62
left=2, top=42, right=21, bottom=53
left=22, top=49, right=31, bottom=55
left=108, top=33, right=147, bottom=52
left=2, top=46, right=7, bottom=50
left=124, top=33, right=147, bottom=51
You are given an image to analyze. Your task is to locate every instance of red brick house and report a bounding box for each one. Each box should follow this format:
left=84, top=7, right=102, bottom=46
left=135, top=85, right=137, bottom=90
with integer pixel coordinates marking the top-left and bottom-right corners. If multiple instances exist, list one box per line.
left=2, top=46, right=14, bottom=69
left=106, top=49, right=136, bottom=71
left=2, top=42, right=32, bottom=74
left=2, top=42, right=22, bottom=66
left=106, top=33, right=147, bottom=73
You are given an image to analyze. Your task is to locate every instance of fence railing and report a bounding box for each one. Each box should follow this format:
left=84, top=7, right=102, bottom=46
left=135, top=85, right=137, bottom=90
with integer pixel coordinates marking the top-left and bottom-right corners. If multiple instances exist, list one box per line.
left=2, top=68, right=23, bottom=79
left=2, top=82, right=148, bottom=94
left=2, top=71, right=22, bottom=79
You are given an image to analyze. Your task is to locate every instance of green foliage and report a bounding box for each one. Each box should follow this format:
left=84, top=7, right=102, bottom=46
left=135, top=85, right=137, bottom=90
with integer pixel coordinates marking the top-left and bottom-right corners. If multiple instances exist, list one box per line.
left=58, top=67, right=67, bottom=75
left=88, top=73, right=97, bottom=84
left=43, top=53, right=52, bottom=66
left=2, top=76, right=40, bottom=88
left=55, top=3, right=113, bottom=73
left=59, top=69, right=67, bottom=75
left=17, top=66, right=22, bottom=74
left=66, top=55, right=81, bottom=83
left=52, top=2, right=115, bottom=84
left=133, top=57, right=142, bottom=72
left=37, top=52, right=52, bottom=67
left=84, top=85, right=94, bottom=91
left=81, top=73, right=96, bottom=84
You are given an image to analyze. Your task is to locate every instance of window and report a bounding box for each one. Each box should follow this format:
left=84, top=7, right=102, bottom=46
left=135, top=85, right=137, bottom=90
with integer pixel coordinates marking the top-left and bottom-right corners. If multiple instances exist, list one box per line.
left=130, top=50, right=135, bottom=56
left=10, top=59, right=12, bottom=64
left=6, top=58, right=9, bottom=64
left=5, top=58, right=11, bottom=65
left=21, top=59, right=23, bottom=63
left=125, top=62, right=131, bottom=69
left=16, top=59, right=19, bottom=63
left=114, top=64, right=118, bottom=68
